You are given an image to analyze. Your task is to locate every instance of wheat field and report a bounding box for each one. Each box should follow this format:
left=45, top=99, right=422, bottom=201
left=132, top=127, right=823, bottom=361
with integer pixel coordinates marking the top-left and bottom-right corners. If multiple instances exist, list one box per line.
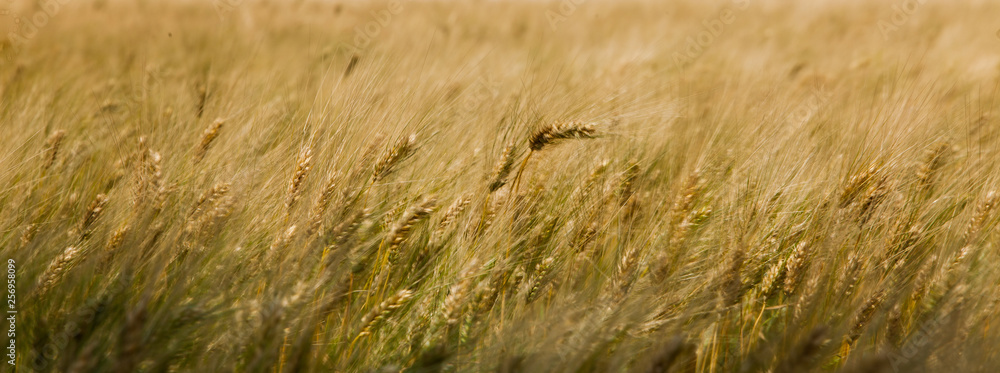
left=3, top=0, right=1000, bottom=371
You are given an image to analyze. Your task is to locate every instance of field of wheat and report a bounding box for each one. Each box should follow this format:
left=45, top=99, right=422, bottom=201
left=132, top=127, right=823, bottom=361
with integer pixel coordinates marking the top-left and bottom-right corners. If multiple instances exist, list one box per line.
left=3, top=0, right=1000, bottom=371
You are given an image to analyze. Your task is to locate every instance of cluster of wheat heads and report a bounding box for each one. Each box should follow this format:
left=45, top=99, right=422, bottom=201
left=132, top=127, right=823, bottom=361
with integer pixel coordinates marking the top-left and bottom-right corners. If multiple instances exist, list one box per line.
left=4, top=0, right=1000, bottom=372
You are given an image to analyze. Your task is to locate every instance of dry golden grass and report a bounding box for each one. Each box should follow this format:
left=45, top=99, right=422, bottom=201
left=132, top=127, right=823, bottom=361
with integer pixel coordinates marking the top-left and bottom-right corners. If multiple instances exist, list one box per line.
left=3, top=0, right=1000, bottom=371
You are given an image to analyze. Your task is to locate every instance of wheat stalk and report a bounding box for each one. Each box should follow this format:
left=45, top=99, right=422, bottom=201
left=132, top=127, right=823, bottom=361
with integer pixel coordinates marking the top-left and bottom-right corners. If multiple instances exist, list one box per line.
left=306, top=175, right=338, bottom=236
left=720, top=247, right=745, bottom=306
left=36, top=246, right=81, bottom=295
left=915, top=142, right=949, bottom=190
left=189, top=182, right=231, bottom=220
left=964, top=191, right=998, bottom=242
left=783, top=242, right=810, bottom=296
left=757, top=258, right=787, bottom=300
left=42, top=129, right=66, bottom=171
left=488, top=142, right=517, bottom=192
left=19, top=223, right=38, bottom=248
left=286, top=146, right=314, bottom=213
left=78, top=193, right=109, bottom=240
left=526, top=257, right=555, bottom=303
left=443, top=261, right=477, bottom=326
left=433, top=194, right=473, bottom=245
left=511, top=121, right=600, bottom=195
left=844, top=291, right=885, bottom=348
left=385, top=196, right=437, bottom=265
left=270, top=225, right=298, bottom=253
left=528, top=121, right=599, bottom=151
left=372, top=134, right=417, bottom=183
left=617, top=161, right=640, bottom=205
left=193, top=118, right=224, bottom=163
left=358, top=289, right=414, bottom=337
left=840, top=165, right=878, bottom=207
left=614, top=246, right=639, bottom=299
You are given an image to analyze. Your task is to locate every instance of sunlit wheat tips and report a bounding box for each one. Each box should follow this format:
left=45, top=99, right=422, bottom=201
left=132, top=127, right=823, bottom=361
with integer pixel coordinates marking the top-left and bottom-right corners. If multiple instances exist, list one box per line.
left=840, top=165, right=878, bottom=208
left=372, top=134, right=417, bottom=183
left=617, top=161, right=640, bottom=205
left=99, top=224, right=130, bottom=271
left=285, top=146, right=314, bottom=214
left=78, top=193, right=109, bottom=240
left=269, top=225, right=298, bottom=258
left=613, top=246, right=639, bottom=299
left=358, top=289, right=414, bottom=338
left=432, top=193, right=473, bottom=245
left=185, top=182, right=233, bottom=235
left=307, top=175, right=339, bottom=236
left=443, top=260, right=478, bottom=327
left=783, top=241, right=811, bottom=296
left=488, top=142, right=517, bottom=192
left=512, top=121, right=600, bottom=194
left=35, top=246, right=81, bottom=296
left=19, top=224, right=38, bottom=249
left=964, top=191, right=998, bottom=242
left=386, top=196, right=437, bottom=265
left=193, top=118, right=224, bottom=163
left=527, top=121, right=600, bottom=151
left=526, top=257, right=555, bottom=303
left=42, top=129, right=66, bottom=171
left=134, top=147, right=166, bottom=210
left=437, top=194, right=473, bottom=233
left=843, top=291, right=885, bottom=350
left=915, top=142, right=949, bottom=190
left=188, top=182, right=232, bottom=219
left=325, top=208, right=370, bottom=252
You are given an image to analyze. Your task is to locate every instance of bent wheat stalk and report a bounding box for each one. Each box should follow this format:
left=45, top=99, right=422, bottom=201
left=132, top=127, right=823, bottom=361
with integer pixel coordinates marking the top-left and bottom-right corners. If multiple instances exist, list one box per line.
left=511, top=121, right=599, bottom=196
